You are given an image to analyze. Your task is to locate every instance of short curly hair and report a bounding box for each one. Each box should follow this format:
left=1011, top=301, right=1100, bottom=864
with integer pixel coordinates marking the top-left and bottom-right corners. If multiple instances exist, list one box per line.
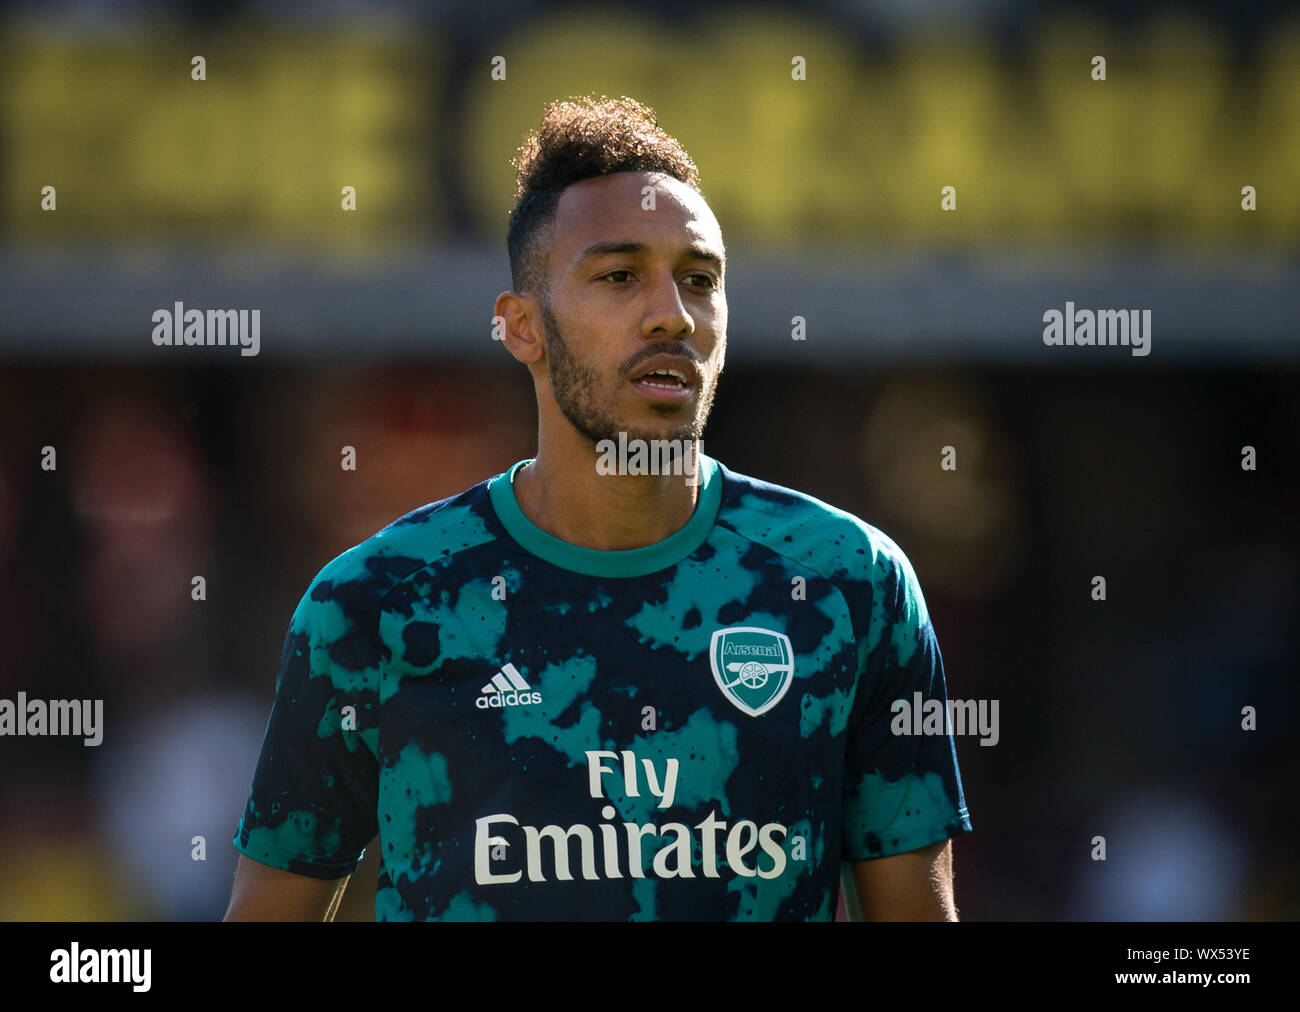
left=506, top=95, right=702, bottom=299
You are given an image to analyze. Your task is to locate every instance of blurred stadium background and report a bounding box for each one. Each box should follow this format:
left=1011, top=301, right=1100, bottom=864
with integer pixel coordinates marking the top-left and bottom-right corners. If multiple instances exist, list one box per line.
left=0, top=0, right=1296, bottom=920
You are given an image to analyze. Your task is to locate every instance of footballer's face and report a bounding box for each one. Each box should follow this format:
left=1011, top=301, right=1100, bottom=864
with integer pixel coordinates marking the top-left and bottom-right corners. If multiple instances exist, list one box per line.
left=538, top=170, right=727, bottom=447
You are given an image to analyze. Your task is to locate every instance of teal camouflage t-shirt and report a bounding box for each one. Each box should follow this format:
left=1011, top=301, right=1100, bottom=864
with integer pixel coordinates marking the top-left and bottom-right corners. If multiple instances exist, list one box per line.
left=233, top=455, right=972, bottom=920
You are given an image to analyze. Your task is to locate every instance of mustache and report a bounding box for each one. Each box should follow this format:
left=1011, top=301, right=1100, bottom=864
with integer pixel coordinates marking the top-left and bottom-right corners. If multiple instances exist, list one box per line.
left=620, top=344, right=705, bottom=376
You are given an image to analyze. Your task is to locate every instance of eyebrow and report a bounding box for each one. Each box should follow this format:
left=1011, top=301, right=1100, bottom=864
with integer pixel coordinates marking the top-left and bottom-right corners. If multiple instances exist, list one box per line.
left=573, top=240, right=724, bottom=274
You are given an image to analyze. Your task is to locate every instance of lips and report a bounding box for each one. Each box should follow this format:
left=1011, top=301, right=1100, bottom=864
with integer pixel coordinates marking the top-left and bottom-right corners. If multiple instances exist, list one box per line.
left=636, top=370, right=689, bottom=390
left=630, top=354, right=699, bottom=392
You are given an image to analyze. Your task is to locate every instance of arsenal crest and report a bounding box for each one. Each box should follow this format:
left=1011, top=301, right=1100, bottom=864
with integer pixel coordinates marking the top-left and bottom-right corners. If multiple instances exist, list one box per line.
left=709, top=626, right=795, bottom=717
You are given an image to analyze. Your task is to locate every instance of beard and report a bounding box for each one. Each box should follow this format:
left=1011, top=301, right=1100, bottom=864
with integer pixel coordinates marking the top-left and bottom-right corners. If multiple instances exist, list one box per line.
left=542, top=300, right=714, bottom=448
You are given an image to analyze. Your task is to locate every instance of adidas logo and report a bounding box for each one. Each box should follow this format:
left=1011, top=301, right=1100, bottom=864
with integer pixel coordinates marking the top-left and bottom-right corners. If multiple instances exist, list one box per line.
left=476, top=663, right=543, bottom=710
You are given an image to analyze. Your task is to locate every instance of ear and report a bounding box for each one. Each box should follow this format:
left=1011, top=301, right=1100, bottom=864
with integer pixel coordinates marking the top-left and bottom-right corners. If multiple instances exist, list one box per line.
left=494, top=290, right=546, bottom=366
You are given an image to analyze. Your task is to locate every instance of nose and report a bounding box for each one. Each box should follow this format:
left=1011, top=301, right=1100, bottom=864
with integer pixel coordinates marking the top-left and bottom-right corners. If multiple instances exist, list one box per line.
left=642, top=269, right=695, bottom=342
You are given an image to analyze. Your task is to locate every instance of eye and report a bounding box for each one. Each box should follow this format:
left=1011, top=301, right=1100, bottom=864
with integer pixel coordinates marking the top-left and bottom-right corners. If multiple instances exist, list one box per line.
left=685, top=273, right=718, bottom=290
left=600, top=269, right=633, bottom=283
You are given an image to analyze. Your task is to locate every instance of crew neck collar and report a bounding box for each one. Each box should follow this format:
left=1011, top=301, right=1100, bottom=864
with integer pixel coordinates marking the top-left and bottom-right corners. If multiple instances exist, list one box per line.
left=487, top=454, right=722, bottom=577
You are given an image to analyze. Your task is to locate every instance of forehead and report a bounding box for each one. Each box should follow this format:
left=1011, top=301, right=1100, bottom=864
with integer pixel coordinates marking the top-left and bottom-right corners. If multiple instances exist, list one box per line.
left=550, top=171, right=723, bottom=268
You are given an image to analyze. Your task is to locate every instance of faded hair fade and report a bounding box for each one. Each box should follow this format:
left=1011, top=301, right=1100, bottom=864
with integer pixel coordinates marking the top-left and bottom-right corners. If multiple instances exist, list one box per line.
left=506, top=95, right=702, bottom=298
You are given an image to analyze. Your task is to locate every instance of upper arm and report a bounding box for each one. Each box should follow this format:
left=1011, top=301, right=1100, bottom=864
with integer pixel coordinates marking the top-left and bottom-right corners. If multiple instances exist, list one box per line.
left=232, top=564, right=382, bottom=885
left=223, top=854, right=351, bottom=922
left=846, top=838, right=956, bottom=921
left=841, top=544, right=972, bottom=861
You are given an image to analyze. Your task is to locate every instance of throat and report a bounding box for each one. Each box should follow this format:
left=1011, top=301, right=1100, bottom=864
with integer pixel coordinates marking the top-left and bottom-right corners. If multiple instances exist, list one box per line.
left=514, top=456, right=700, bottom=551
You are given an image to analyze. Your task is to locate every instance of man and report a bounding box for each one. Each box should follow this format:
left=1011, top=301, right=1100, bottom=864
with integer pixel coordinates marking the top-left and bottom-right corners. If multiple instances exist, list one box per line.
left=225, top=95, right=971, bottom=921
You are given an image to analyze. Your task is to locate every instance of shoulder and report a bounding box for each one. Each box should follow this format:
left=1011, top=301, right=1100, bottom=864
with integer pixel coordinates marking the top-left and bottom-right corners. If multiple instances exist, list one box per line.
left=712, top=459, right=921, bottom=598
left=296, top=475, right=503, bottom=624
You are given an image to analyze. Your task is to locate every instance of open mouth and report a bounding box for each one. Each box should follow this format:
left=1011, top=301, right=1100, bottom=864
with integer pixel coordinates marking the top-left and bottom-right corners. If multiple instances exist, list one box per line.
left=630, top=355, right=699, bottom=399
left=633, top=368, right=693, bottom=392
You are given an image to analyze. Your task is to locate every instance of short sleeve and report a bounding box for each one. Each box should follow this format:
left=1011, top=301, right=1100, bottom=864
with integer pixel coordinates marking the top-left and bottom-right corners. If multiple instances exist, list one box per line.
left=841, top=546, right=973, bottom=860
left=232, top=571, right=381, bottom=879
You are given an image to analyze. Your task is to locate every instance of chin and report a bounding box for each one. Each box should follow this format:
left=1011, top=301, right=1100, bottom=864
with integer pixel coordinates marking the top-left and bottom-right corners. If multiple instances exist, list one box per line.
left=620, top=418, right=702, bottom=445
left=643, top=406, right=706, bottom=436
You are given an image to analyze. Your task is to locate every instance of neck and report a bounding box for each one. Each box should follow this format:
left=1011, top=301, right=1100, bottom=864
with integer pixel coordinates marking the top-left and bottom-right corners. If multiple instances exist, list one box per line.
left=513, top=428, right=702, bottom=551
